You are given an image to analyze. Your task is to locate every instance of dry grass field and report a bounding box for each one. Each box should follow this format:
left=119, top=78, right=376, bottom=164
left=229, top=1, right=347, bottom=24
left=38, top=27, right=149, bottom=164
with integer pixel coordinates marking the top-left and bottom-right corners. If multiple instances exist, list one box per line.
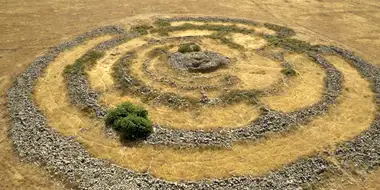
left=34, top=39, right=375, bottom=180
left=2, top=0, right=380, bottom=189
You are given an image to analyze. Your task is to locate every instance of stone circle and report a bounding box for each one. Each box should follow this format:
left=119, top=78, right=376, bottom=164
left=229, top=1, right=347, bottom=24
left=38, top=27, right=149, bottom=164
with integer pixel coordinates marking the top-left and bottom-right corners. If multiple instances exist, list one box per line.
left=7, top=16, right=380, bottom=189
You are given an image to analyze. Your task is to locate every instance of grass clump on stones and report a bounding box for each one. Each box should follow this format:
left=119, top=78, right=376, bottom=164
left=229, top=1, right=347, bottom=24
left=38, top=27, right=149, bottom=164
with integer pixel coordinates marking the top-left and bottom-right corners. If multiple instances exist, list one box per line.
left=281, top=67, right=297, bottom=76
left=105, top=102, right=153, bottom=140
left=152, top=23, right=254, bottom=36
left=220, top=90, right=260, bottom=105
left=263, top=23, right=296, bottom=37
left=131, top=24, right=153, bottom=35
left=154, top=19, right=171, bottom=27
left=112, top=53, right=195, bottom=109
left=64, top=50, right=104, bottom=75
left=148, top=46, right=170, bottom=58
left=178, top=43, right=201, bottom=53
left=264, top=35, right=315, bottom=53
left=209, top=32, right=244, bottom=50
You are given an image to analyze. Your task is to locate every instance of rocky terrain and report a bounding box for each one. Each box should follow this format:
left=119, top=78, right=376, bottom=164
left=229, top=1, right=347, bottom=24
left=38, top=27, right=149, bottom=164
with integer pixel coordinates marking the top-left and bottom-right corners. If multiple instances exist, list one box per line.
left=6, top=17, right=380, bottom=190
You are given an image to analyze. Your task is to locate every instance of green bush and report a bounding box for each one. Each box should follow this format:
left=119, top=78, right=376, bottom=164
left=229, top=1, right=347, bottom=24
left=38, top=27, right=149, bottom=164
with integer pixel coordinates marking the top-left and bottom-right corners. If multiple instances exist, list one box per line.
left=105, top=102, right=152, bottom=140
left=178, top=43, right=201, bottom=53
left=113, top=114, right=153, bottom=140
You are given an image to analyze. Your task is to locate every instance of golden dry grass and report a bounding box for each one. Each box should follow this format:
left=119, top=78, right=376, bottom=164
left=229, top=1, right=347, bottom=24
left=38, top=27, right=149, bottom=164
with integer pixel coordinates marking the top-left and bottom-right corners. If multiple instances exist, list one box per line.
left=88, top=38, right=262, bottom=129
left=168, top=30, right=214, bottom=37
left=126, top=38, right=282, bottom=97
left=34, top=36, right=113, bottom=133
left=229, top=33, right=268, bottom=49
left=261, top=54, right=325, bottom=112
left=101, top=90, right=261, bottom=130
left=342, top=169, right=380, bottom=190
left=0, top=158, right=65, bottom=190
left=0, top=95, right=65, bottom=190
left=170, top=21, right=276, bottom=36
left=319, top=165, right=380, bottom=190
left=2, top=0, right=380, bottom=189
left=199, top=38, right=280, bottom=90
left=34, top=35, right=376, bottom=181
left=87, top=33, right=282, bottom=130
left=88, top=37, right=149, bottom=92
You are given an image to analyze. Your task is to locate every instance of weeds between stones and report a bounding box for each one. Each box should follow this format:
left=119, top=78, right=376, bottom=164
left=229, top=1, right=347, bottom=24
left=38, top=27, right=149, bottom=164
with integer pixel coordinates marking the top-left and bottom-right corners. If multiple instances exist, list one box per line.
left=153, top=19, right=171, bottom=27
left=63, top=50, right=104, bottom=75
left=220, top=90, right=260, bottom=105
left=263, top=23, right=296, bottom=37
left=130, top=24, right=153, bottom=35
left=147, top=46, right=170, bottom=58
left=208, top=32, right=244, bottom=50
left=151, top=23, right=254, bottom=37
left=112, top=52, right=196, bottom=109
left=281, top=63, right=297, bottom=76
left=178, top=43, right=201, bottom=53
left=264, top=35, right=316, bottom=53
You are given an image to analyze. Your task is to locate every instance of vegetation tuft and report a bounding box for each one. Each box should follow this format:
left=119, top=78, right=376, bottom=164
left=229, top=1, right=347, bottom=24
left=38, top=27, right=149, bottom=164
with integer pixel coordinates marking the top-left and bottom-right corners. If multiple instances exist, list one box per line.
left=148, top=46, right=170, bottom=58
left=178, top=43, right=201, bottom=53
left=105, top=102, right=153, bottom=140
left=220, top=90, right=260, bottom=105
left=151, top=23, right=254, bottom=36
left=281, top=67, right=297, bottom=76
left=131, top=24, right=153, bottom=35
left=113, top=54, right=195, bottom=109
left=264, top=35, right=316, bottom=53
left=208, top=32, right=244, bottom=50
left=263, top=23, right=296, bottom=37
left=64, top=50, right=104, bottom=75
left=154, top=19, right=171, bottom=27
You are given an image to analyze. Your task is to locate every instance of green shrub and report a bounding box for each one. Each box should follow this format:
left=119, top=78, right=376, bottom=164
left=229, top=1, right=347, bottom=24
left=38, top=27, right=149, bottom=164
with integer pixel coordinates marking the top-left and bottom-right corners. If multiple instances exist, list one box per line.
left=105, top=102, right=152, bottom=140
left=113, top=114, right=153, bottom=140
left=178, top=43, right=201, bottom=53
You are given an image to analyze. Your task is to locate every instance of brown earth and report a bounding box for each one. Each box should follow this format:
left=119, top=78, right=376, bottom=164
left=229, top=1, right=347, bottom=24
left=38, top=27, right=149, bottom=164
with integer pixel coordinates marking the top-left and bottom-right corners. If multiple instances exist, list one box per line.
left=2, top=0, right=380, bottom=189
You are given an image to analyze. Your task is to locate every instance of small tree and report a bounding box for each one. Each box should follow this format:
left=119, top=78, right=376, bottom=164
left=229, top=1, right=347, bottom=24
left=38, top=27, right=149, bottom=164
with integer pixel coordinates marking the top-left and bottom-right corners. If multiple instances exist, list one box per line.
left=105, top=102, right=153, bottom=140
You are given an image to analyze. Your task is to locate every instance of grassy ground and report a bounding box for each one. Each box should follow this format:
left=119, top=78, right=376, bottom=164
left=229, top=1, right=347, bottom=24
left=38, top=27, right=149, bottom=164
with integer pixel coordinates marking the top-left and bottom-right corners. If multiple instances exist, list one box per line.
left=2, top=0, right=380, bottom=188
left=33, top=37, right=375, bottom=181
left=261, top=54, right=325, bottom=112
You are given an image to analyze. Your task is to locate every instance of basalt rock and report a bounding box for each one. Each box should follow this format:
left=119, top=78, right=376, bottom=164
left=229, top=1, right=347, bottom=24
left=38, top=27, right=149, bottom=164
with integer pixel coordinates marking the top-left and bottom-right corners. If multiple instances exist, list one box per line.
left=169, top=51, right=230, bottom=73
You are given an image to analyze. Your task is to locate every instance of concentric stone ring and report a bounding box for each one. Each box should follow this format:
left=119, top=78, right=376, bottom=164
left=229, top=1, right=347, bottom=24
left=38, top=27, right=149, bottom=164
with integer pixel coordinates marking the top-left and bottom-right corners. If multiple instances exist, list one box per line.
left=8, top=16, right=380, bottom=189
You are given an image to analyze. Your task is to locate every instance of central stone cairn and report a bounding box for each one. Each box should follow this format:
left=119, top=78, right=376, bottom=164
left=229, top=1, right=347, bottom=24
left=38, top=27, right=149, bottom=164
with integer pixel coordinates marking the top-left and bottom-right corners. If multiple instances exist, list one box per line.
left=8, top=17, right=380, bottom=190
left=169, top=43, right=230, bottom=73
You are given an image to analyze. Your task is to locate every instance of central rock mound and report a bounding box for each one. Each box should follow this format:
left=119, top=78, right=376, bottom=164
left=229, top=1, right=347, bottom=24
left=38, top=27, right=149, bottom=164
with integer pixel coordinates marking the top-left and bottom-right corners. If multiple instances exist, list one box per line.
left=169, top=51, right=230, bottom=73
